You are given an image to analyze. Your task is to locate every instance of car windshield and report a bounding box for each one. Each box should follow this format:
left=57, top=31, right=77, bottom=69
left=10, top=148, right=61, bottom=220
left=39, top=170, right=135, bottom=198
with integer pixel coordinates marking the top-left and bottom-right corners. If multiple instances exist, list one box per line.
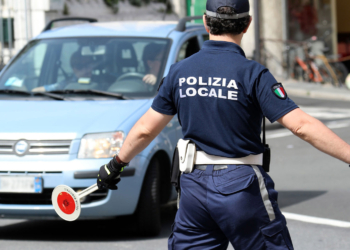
left=0, top=37, right=170, bottom=98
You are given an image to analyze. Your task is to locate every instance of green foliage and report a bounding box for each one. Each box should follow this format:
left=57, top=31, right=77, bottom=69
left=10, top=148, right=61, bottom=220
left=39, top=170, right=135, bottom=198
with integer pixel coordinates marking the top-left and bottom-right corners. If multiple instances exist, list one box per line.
left=63, top=3, right=70, bottom=15
left=129, top=0, right=142, bottom=7
left=103, top=0, right=119, bottom=13
left=104, top=0, right=119, bottom=7
left=157, top=0, right=172, bottom=14
left=103, top=0, right=172, bottom=13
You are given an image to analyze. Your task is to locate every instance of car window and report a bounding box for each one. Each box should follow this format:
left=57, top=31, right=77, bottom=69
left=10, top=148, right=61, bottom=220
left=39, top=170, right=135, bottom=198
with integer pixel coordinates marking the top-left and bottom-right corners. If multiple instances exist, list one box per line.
left=176, top=37, right=200, bottom=62
left=203, top=34, right=209, bottom=41
left=0, top=41, right=47, bottom=91
left=0, top=37, right=170, bottom=98
left=57, top=42, right=80, bottom=83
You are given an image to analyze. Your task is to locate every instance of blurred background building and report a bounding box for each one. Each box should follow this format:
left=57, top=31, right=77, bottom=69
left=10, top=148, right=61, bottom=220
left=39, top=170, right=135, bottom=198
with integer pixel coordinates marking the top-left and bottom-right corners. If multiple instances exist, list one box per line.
left=1, top=0, right=350, bottom=82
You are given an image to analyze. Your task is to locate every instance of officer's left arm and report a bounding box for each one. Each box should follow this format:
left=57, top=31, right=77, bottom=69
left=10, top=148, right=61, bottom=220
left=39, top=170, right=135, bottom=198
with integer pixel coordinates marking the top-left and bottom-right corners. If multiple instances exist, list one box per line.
left=278, top=108, right=350, bottom=164
left=118, top=107, right=174, bottom=163
left=253, top=68, right=350, bottom=164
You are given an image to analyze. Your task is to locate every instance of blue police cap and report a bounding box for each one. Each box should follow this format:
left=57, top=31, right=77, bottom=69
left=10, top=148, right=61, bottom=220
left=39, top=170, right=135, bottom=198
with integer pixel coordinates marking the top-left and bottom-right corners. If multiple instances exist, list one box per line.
left=206, top=0, right=250, bottom=19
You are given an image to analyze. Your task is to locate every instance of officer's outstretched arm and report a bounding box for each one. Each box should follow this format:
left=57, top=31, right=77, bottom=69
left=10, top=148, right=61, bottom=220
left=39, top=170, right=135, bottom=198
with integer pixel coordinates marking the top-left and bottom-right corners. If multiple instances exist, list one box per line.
left=118, top=108, right=174, bottom=163
left=278, top=108, right=350, bottom=164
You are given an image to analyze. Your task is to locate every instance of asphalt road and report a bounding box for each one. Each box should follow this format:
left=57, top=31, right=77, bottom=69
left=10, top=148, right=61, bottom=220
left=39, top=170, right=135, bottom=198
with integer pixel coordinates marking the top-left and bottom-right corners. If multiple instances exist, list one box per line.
left=1, top=95, right=350, bottom=250
left=262, top=95, right=350, bottom=250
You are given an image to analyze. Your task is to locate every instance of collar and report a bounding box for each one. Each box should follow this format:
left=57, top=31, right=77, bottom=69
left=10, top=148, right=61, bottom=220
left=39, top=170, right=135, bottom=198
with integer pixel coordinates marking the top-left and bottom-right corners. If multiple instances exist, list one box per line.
left=202, top=40, right=246, bottom=58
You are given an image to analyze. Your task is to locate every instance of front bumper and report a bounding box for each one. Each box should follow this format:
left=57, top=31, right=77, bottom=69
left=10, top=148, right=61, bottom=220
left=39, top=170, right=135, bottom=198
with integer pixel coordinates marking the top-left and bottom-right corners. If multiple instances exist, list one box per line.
left=0, top=155, right=148, bottom=219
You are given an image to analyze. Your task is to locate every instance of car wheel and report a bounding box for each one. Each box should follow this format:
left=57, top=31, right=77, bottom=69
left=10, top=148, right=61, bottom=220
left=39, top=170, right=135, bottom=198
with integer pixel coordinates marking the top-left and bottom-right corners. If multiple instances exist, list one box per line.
left=135, top=158, right=161, bottom=236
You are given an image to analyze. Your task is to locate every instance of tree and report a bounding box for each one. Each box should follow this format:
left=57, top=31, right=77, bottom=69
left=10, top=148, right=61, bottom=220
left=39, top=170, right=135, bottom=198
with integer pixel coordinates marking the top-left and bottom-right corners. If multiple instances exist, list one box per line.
left=103, top=0, right=172, bottom=13
left=63, top=3, right=70, bottom=15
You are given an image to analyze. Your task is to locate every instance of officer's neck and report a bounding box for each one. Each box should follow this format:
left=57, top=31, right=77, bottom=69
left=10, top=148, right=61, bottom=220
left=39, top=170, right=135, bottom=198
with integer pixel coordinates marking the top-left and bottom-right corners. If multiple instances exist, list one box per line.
left=209, top=33, right=244, bottom=47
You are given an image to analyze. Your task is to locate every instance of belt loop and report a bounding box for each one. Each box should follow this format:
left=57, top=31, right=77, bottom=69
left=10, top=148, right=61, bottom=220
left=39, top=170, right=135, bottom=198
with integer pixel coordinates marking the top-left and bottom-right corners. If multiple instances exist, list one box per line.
left=204, top=164, right=214, bottom=174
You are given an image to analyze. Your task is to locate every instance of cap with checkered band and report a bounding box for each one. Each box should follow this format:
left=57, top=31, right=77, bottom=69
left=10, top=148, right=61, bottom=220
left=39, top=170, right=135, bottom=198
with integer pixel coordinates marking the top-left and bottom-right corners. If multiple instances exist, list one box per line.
left=206, top=0, right=250, bottom=19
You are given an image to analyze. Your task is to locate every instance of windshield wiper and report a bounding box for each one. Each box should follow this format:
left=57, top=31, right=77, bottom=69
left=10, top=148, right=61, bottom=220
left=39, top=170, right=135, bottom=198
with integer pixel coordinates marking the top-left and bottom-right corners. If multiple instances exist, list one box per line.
left=0, top=89, right=31, bottom=95
left=33, top=92, right=65, bottom=100
left=0, top=89, right=65, bottom=100
left=49, top=89, right=128, bottom=100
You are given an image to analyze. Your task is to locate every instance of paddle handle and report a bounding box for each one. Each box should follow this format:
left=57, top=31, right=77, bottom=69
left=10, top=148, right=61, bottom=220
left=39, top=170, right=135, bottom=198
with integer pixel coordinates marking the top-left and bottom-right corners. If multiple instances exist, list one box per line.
left=77, top=174, right=120, bottom=199
left=77, top=183, right=99, bottom=199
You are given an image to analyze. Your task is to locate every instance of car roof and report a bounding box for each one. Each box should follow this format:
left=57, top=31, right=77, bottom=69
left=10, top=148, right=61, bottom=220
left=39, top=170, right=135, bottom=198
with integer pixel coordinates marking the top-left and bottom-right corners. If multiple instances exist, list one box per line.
left=35, top=21, right=205, bottom=40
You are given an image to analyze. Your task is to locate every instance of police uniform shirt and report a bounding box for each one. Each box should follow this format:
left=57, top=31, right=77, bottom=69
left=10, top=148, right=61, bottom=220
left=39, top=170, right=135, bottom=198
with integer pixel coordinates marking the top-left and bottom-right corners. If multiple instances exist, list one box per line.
left=152, top=40, right=298, bottom=158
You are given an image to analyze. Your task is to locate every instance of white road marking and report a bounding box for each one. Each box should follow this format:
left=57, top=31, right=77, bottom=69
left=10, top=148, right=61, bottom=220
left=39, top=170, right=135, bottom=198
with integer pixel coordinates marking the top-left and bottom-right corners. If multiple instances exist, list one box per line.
left=282, top=212, right=350, bottom=228
left=266, top=107, right=350, bottom=140
left=267, top=131, right=293, bottom=139
left=267, top=120, right=350, bottom=140
left=327, top=122, right=350, bottom=129
left=299, top=106, right=350, bottom=120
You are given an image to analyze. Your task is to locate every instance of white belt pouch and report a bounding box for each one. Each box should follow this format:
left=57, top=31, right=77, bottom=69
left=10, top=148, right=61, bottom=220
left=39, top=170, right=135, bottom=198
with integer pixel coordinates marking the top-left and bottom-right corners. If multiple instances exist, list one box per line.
left=177, top=139, right=196, bottom=174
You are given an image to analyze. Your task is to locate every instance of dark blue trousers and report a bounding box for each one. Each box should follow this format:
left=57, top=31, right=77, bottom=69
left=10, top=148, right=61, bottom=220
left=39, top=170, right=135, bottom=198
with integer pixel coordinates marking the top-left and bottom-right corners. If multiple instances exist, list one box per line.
left=168, top=165, right=294, bottom=250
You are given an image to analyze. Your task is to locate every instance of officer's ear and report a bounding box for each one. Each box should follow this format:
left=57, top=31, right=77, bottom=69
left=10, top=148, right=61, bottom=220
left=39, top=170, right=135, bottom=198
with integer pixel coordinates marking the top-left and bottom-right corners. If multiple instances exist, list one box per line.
left=203, top=15, right=210, bottom=33
left=243, top=16, right=253, bottom=34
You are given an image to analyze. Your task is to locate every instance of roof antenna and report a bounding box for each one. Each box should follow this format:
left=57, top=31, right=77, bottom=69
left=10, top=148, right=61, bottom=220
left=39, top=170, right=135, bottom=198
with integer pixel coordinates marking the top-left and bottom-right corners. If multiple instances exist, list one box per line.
left=162, top=0, right=169, bottom=20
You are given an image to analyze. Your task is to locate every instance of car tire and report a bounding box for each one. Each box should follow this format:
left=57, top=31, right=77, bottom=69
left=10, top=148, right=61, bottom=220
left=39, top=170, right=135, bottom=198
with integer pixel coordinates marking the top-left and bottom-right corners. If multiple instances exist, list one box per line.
left=134, top=157, right=161, bottom=236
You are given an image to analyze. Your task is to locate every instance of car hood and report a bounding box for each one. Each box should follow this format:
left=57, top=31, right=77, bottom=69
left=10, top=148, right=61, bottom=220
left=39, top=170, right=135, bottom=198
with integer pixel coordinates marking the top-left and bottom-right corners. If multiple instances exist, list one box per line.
left=0, top=99, right=150, bottom=138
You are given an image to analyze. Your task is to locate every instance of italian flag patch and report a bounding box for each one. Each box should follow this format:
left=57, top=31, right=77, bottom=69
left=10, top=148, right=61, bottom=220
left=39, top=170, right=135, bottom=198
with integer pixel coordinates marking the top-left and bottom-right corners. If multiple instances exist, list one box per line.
left=271, top=83, right=287, bottom=100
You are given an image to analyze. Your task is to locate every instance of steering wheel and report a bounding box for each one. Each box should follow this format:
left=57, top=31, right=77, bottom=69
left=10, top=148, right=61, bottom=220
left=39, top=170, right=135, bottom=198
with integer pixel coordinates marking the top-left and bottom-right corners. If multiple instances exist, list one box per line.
left=108, top=72, right=153, bottom=93
left=116, top=72, right=145, bottom=82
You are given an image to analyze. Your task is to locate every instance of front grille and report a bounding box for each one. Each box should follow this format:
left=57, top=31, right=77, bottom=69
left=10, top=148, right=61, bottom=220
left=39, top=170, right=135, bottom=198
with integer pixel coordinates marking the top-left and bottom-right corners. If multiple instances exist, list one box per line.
left=0, top=140, right=72, bottom=155
left=0, top=188, right=108, bottom=205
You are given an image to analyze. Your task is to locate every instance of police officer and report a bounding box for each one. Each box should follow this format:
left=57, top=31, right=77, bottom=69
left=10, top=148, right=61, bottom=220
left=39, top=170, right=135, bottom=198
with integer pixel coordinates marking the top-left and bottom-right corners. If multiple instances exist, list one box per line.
left=97, top=0, right=350, bottom=249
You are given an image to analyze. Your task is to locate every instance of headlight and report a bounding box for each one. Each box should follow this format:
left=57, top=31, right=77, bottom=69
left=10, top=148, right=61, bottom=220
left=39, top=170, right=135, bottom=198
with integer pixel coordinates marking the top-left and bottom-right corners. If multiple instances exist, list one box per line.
left=78, top=132, right=124, bottom=159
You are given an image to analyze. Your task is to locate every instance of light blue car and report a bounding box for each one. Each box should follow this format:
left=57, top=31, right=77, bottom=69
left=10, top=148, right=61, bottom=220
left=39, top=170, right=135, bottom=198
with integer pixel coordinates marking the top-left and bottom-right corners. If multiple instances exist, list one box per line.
left=0, top=17, right=208, bottom=235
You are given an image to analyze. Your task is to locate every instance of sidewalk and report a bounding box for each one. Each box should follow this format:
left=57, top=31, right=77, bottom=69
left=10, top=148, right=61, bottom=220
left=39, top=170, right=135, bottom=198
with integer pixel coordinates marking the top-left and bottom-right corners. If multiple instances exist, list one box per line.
left=281, top=78, right=350, bottom=102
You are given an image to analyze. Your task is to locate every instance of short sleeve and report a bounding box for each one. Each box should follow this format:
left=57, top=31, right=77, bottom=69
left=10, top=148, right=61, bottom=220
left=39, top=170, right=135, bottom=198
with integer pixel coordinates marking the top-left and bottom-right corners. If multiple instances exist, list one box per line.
left=151, top=75, right=177, bottom=115
left=254, top=69, right=298, bottom=123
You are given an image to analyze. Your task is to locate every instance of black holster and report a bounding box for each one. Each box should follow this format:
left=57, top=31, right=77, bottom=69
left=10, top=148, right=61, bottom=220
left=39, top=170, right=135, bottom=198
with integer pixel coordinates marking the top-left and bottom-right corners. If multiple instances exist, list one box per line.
left=262, top=117, right=271, bottom=172
left=170, top=147, right=181, bottom=192
left=170, top=147, right=181, bottom=208
left=262, top=144, right=271, bottom=172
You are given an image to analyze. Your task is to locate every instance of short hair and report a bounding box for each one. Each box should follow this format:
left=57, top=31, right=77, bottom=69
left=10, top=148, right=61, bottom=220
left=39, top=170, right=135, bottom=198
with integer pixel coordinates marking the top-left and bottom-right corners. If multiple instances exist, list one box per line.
left=205, top=6, right=251, bottom=36
left=70, top=51, right=94, bottom=69
left=143, top=43, right=165, bottom=61
left=142, top=43, right=165, bottom=72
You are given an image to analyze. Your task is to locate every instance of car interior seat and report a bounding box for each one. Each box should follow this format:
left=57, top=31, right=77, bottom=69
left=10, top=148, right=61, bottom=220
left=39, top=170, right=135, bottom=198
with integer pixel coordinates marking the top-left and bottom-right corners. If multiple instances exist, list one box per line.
left=115, top=42, right=138, bottom=74
left=185, top=37, right=200, bottom=58
left=107, top=42, right=144, bottom=92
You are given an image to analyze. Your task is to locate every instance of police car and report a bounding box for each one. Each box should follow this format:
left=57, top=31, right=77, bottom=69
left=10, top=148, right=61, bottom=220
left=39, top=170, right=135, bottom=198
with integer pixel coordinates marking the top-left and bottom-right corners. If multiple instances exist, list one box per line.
left=0, top=17, right=207, bottom=236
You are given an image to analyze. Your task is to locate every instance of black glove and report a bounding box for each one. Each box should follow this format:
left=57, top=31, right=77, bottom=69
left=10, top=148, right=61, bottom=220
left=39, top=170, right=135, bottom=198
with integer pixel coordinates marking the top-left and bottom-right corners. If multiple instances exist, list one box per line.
left=97, top=155, right=128, bottom=190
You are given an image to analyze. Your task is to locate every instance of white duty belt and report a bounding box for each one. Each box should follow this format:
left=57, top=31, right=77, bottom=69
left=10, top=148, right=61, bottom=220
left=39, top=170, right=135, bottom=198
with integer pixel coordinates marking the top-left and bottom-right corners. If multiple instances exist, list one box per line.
left=195, top=151, right=263, bottom=165
left=177, top=139, right=263, bottom=174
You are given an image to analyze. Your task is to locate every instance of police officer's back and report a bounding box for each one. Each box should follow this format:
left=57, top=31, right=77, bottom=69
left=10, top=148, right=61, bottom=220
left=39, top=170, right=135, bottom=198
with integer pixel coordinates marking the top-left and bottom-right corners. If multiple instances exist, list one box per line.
left=97, top=0, right=350, bottom=249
